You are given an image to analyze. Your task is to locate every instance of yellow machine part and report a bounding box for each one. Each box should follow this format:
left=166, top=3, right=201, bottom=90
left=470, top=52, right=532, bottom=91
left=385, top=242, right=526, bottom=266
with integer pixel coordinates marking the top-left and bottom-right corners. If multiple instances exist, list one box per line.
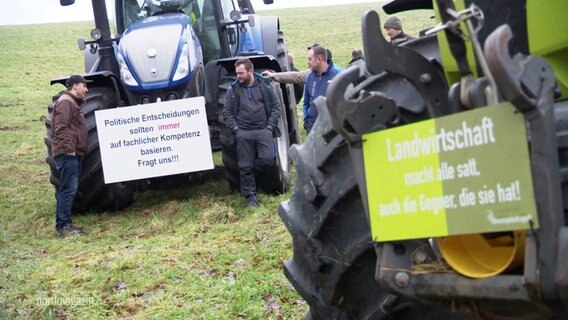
left=436, top=231, right=526, bottom=278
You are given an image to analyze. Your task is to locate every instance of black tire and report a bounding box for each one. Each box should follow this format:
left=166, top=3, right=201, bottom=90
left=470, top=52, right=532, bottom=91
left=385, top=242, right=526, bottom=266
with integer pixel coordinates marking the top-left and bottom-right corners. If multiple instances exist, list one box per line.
left=280, top=97, right=475, bottom=319
left=276, top=30, right=301, bottom=146
left=277, top=32, right=445, bottom=318
left=45, top=87, right=136, bottom=213
left=218, top=76, right=241, bottom=192
left=186, top=63, right=205, bottom=98
left=257, top=80, right=291, bottom=194
left=279, top=98, right=393, bottom=319
left=218, top=76, right=291, bottom=194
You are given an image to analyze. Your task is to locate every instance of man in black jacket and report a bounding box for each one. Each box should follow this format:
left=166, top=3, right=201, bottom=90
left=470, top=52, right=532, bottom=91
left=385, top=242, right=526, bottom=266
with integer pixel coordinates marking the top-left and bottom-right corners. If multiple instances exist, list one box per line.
left=348, top=49, right=364, bottom=68
left=223, top=58, right=281, bottom=208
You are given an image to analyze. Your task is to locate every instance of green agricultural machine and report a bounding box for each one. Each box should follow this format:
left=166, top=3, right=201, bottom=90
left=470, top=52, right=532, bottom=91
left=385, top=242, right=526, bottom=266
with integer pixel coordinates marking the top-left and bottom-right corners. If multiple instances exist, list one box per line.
left=44, top=0, right=299, bottom=212
left=280, top=0, right=568, bottom=318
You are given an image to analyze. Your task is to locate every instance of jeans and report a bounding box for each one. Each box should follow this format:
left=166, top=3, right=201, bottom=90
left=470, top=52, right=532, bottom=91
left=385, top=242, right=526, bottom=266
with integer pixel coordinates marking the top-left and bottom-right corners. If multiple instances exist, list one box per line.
left=55, top=154, right=82, bottom=229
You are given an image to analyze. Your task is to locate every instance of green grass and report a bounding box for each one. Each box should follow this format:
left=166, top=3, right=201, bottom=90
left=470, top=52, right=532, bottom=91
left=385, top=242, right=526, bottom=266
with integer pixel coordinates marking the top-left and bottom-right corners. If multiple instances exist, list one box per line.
left=272, top=4, right=435, bottom=69
left=0, top=3, right=434, bottom=319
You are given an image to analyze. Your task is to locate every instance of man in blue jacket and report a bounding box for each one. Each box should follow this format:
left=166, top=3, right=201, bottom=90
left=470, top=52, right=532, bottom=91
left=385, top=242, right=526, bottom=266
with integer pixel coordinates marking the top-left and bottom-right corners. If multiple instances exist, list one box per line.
left=307, top=43, right=343, bottom=74
left=303, top=46, right=340, bottom=133
left=223, top=58, right=281, bottom=208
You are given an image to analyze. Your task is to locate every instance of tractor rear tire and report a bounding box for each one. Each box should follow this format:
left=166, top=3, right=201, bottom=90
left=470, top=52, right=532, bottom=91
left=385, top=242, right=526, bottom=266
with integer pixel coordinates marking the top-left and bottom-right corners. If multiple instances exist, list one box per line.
left=45, top=87, right=136, bottom=213
left=279, top=97, right=474, bottom=320
left=276, top=30, right=301, bottom=145
left=279, top=98, right=398, bottom=319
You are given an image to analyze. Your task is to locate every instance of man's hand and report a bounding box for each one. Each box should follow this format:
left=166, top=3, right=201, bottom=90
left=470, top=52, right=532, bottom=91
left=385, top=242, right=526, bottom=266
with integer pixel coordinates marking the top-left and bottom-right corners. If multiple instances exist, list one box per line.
left=261, top=70, right=275, bottom=79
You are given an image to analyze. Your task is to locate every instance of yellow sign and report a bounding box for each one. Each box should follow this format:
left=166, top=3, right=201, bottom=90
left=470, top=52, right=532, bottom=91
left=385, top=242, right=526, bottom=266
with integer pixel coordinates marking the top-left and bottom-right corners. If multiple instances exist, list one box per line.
left=362, top=103, right=537, bottom=242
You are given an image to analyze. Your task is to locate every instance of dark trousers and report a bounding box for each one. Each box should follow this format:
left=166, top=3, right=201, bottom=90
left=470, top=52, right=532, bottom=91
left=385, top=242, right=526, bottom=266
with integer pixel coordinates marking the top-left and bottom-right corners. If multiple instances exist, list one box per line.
left=55, top=154, right=81, bottom=229
left=235, top=128, right=275, bottom=197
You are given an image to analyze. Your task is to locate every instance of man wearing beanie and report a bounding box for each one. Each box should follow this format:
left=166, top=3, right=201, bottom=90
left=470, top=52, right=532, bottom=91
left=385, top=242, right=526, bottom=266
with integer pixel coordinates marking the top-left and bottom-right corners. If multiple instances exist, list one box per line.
left=383, top=15, right=415, bottom=45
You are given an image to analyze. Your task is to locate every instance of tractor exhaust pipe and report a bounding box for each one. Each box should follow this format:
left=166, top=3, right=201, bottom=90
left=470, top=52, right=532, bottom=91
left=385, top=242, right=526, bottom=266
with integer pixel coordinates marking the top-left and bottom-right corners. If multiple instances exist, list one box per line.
left=90, top=0, right=115, bottom=72
left=60, top=0, right=115, bottom=73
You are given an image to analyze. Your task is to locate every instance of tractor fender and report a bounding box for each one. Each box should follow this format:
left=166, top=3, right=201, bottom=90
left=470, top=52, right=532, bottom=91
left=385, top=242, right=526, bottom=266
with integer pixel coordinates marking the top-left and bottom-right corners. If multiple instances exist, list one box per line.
left=50, top=71, right=128, bottom=107
left=83, top=44, right=99, bottom=74
left=256, top=15, right=279, bottom=61
left=215, top=55, right=280, bottom=75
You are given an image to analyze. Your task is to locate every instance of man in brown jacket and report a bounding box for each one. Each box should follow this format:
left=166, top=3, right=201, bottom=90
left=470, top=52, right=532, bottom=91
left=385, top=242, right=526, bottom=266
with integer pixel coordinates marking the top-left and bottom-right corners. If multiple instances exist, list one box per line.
left=51, top=75, right=91, bottom=237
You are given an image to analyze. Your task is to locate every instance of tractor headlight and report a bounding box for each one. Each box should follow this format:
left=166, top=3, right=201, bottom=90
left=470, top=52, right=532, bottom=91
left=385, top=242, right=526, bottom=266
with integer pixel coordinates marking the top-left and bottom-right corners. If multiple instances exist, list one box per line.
left=173, top=42, right=190, bottom=81
left=117, top=52, right=139, bottom=86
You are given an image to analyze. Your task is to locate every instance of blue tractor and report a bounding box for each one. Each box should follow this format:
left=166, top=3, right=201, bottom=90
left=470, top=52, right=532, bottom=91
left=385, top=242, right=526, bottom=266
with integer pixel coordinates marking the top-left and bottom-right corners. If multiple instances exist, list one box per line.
left=45, top=0, right=299, bottom=212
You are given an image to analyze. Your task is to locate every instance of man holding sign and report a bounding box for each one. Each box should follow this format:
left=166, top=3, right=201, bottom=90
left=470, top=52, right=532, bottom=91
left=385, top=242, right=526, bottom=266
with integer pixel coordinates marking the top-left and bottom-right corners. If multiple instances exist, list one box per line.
left=223, top=58, right=281, bottom=209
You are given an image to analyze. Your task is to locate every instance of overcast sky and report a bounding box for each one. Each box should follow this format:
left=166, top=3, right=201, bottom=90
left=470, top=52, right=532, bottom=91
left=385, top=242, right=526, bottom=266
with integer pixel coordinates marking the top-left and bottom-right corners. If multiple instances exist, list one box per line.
left=0, top=0, right=376, bottom=26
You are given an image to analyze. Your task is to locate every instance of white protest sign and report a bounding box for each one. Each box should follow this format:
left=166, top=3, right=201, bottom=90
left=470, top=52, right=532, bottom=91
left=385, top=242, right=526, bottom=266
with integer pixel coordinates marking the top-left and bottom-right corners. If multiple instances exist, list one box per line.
left=95, top=96, right=214, bottom=183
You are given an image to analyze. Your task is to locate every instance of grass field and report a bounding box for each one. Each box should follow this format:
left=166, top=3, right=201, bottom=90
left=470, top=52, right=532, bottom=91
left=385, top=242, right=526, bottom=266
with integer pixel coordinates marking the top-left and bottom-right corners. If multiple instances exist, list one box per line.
left=0, top=3, right=434, bottom=319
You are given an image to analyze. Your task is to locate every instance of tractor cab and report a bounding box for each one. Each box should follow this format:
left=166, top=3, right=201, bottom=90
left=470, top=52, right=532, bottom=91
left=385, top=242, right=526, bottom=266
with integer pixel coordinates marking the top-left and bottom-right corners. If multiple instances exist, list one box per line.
left=91, top=0, right=268, bottom=104
left=114, top=0, right=263, bottom=65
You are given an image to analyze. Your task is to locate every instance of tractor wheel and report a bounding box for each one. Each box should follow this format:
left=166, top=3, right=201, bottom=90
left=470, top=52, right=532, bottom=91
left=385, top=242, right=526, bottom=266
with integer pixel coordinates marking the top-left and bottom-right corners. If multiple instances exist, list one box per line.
left=257, top=79, right=291, bottom=194
left=186, top=63, right=205, bottom=98
left=45, top=87, right=136, bottom=213
left=218, top=76, right=291, bottom=194
left=218, top=76, right=241, bottom=192
left=276, top=30, right=301, bottom=145
left=279, top=98, right=400, bottom=319
left=279, top=97, right=474, bottom=320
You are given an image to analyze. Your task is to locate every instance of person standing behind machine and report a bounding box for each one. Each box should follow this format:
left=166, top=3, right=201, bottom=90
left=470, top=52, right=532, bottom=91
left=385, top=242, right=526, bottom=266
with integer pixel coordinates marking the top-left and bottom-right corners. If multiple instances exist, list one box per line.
left=261, top=44, right=341, bottom=87
left=223, top=58, right=281, bottom=209
left=303, top=46, right=340, bottom=133
left=287, top=52, right=304, bottom=105
left=383, top=15, right=416, bottom=45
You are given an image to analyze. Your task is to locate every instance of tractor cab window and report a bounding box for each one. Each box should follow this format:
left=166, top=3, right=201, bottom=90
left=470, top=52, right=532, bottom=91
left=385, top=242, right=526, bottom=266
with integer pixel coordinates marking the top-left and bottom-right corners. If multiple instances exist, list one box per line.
left=119, top=0, right=221, bottom=63
left=121, top=0, right=196, bottom=29
left=123, top=0, right=144, bottom=27
left=138, top=0, right=194, bottom=19
left=194, top=0, right=222, bottom=63
left=218, top=0, right=237, bottom=21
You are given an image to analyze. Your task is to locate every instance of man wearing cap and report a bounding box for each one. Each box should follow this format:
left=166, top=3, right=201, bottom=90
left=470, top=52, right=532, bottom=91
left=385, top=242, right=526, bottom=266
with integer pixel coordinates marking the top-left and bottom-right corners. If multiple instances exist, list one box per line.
left=51, top=75, right=91, bottom=237
left=383, top=15, right=415, bottom=45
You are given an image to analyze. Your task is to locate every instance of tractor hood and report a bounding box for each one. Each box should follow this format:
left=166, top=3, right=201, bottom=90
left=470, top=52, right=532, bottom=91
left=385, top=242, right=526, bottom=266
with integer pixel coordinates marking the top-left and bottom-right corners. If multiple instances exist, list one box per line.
left=117, top=13, right=202, bottom=90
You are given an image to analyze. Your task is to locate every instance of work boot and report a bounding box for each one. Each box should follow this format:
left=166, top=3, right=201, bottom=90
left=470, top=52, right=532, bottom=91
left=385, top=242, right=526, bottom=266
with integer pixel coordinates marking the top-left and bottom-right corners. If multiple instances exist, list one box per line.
left=69, top=223, right=84, bottom=232
left=246, top=195, right=258, bottom=209
left=56, top=224, right=83, bottom=237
